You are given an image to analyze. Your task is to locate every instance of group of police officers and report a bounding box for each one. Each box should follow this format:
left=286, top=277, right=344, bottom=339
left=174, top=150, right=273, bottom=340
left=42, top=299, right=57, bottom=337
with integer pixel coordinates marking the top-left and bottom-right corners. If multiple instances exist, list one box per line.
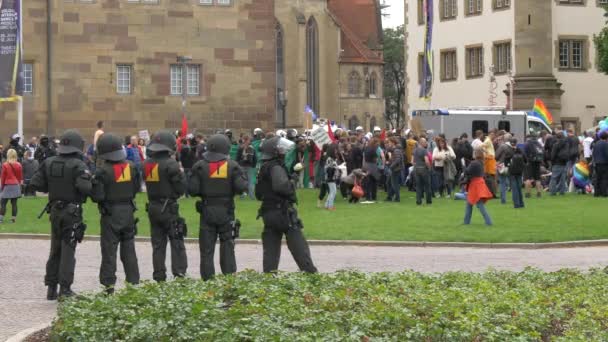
left=29, top=129, right=317, bottom=300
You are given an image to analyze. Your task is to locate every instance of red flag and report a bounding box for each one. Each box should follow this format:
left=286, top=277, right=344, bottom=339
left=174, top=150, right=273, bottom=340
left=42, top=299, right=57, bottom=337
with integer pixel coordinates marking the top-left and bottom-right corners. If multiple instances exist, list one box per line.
left=176, top=115, right=188, bottom=153
left=327, top=121, right=337, bottom=142
left=180, top=115, right=188, bottom=138
left=380, top=129, right=386, bottom=141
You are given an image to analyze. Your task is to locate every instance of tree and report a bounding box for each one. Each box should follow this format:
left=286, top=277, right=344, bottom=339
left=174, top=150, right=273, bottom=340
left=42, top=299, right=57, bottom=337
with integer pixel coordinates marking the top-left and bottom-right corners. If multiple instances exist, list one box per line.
left=594, top=6, right=608, bottom=74
left=383, top=25, right=405, bottom=129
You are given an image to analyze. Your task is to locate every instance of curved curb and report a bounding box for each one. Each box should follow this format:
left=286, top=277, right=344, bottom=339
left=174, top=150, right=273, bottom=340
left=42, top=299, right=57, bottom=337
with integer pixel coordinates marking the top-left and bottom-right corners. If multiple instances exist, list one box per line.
left=4, top=323, right=51, bottom=342
left=2, top=233, right=608, bottom=249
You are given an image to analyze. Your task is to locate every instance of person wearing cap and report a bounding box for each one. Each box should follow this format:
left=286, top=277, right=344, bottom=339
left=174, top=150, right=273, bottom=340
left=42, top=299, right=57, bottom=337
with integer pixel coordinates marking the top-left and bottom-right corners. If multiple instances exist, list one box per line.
left=91, top=133, right=140, bottom=294
left=4, top=133, right=26, bottom=162
left=143, top=130, right=188, bottom=282
left=29, top=130, right=93, bottom=300
left=189, top=134, right=248, bottom=280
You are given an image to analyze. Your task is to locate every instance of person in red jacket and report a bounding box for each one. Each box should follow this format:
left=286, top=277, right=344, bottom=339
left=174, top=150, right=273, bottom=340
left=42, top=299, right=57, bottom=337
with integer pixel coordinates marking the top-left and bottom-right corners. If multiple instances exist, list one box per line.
left=0, top=149, right=23, bottom=223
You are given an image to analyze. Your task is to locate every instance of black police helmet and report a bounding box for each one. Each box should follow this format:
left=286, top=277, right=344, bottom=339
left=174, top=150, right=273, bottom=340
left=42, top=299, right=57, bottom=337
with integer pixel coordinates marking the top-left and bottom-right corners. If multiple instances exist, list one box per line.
left=56, top=130, right=85, bottom=155
left=96, top=133, right=126, bottom=162
left=203, top=134, right=231, bottom=162
left=148, top=130, right=177, bottom=153
left=261, top=136, right=280, bottom=160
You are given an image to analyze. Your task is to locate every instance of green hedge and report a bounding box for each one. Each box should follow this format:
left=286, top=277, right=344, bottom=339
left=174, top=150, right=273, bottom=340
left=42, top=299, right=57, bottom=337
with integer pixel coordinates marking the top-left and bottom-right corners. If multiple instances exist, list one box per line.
left=53, top=269, right=608, bottom=341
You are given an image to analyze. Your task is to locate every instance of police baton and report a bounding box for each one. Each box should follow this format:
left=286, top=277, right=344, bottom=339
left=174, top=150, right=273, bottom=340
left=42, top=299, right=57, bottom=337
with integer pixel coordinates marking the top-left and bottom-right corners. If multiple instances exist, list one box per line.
left=37, top=202, right=51, bottom=219
left=160, top=199, right=169, bottom=214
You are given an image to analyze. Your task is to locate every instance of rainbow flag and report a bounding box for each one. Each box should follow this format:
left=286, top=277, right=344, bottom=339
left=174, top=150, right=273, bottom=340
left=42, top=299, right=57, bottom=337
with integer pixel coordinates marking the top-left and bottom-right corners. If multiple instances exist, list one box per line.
left=532, top=98, right=553, bottom=126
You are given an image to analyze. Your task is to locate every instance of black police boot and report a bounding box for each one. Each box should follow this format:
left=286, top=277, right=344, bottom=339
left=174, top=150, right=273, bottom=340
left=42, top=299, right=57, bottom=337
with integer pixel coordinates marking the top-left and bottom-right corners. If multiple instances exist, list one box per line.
left=46, top=284, right=58, bottom=300
left=105, top=286, right=115, bottom=296
left=59, top=285, right=76, bottom=299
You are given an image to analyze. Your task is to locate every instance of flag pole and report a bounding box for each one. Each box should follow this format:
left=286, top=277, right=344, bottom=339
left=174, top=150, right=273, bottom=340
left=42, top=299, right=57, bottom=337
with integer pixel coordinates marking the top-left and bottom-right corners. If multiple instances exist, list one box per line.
left=18, top=0, right=23, bottom=139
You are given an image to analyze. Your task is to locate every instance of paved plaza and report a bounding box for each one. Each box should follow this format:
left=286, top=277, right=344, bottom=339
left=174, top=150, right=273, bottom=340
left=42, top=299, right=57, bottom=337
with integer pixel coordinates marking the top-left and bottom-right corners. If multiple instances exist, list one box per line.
left=2, top=238, right=608, bottom=340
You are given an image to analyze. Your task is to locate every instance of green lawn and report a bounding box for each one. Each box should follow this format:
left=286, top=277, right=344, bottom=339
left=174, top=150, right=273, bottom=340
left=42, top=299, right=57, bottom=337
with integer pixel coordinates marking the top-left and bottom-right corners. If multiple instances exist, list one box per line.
left=1, top=189, right=605, bottom=243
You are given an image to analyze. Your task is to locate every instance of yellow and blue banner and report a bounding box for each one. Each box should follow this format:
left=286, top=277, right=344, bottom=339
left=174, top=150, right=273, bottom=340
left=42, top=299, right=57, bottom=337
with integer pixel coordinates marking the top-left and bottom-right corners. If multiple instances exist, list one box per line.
left=0, top=0, right=23, bottom=102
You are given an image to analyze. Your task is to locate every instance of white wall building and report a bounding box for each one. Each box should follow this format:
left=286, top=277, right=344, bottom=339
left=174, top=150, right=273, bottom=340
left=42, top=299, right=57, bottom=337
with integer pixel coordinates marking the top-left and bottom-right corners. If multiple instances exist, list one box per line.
left=405, top=0, right=608, bottom=133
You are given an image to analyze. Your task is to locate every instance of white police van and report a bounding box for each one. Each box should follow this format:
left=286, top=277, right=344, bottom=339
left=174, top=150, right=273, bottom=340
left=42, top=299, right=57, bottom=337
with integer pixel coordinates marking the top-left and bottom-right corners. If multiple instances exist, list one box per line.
left=411, top=107, right=552, bottom=143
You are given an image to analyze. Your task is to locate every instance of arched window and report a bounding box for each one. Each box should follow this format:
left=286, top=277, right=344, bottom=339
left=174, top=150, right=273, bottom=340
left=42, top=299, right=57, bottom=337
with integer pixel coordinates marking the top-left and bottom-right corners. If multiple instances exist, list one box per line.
left=369, top=72, right=378, bottom=97
left=275, top=22, right=285, bottom=125
left=369, top=116, right=377, bottom=132
left=348, top=71, right=361, bottom=96
left=306, top=17, right=319, bottom=114
left=348, top=115, right=360, bottom=131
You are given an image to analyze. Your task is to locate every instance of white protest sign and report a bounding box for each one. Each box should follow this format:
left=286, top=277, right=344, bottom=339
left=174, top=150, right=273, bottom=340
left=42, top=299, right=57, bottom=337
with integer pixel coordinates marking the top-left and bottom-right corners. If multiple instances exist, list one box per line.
left=138, top=130, right=150, bottom=141
left=311, top=126, right=332, bottom=149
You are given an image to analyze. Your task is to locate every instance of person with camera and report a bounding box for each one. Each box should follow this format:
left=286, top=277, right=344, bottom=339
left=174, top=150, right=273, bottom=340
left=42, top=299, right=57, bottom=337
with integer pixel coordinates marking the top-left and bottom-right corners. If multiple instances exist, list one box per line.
left=255, top=136, right=317, bottom=273
left=189, top=134, right=248, bottom=280
left=29, top=130, right=93, bottom=300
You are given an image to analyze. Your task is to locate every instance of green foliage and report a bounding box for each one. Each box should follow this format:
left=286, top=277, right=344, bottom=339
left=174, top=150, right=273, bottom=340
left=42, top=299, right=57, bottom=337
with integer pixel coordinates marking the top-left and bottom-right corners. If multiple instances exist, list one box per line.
left=4, top=190, right=608, bottom=243
left=53, top=269, right=608, bottom=341
left=383, top=26, right=406, bottom=129
left=595, top=6, right=608, bottom=74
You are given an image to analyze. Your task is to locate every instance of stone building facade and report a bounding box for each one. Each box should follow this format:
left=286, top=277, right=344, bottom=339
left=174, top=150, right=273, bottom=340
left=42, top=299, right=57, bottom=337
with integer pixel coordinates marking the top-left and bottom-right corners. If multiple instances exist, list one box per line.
left=404, top=0, right=608, bottom=133
left=0, top=0, right=384, bottom=142
left=274, top=0, right=385, bottom=132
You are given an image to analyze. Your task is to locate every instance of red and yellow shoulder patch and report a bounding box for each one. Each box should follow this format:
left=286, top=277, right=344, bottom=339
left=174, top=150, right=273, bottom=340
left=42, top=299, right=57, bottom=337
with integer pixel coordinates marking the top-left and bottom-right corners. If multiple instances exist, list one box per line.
left=144, top=162, right=159, bottom=182
left=113, top=163, right=132, bottom=183
left=209, top=161, right=228, bottom=179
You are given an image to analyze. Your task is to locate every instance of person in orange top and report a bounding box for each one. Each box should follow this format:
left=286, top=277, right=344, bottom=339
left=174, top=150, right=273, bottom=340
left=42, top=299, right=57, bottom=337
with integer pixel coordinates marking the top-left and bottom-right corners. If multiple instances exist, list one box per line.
left=481, top=130, right=498, bottom=195
left=0, top=149, right=23, bottom=224
left=463, top=149, right=493, bottom=226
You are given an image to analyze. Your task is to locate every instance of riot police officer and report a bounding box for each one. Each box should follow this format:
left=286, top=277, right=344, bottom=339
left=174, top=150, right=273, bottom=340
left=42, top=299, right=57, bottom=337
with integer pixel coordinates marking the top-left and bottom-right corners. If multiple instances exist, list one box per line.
left=189, top=134, right=248, bottom=280
left=29, top=130, right=93, bottom=299
left=91, top=133, right=140, bottom=294
left=143, top=130, right=188, bottom=282
left=34, top=135, right=56, bottom=164
left=256, top=136, right=317, bottom=273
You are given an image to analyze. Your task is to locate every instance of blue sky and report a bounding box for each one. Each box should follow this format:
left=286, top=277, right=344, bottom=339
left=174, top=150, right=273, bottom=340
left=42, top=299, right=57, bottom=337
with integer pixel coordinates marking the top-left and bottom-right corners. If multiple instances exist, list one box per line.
left=382, top=0, right=404, bottom=29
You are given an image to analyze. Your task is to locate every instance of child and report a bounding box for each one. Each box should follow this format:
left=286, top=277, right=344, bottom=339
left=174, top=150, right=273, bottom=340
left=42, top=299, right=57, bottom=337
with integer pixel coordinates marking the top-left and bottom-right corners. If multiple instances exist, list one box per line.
left=463, top=150, right=493, bottom=226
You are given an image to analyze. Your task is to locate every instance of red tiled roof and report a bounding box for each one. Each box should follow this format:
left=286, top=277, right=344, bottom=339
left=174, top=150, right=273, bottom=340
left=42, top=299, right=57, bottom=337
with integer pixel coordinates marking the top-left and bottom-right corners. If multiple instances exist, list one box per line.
left=328, top=0, right=384, bottom=64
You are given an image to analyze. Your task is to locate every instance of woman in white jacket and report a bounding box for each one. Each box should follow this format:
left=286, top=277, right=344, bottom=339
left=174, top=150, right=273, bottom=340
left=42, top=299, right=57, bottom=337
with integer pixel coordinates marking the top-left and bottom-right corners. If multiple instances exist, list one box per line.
left=432, top=137, right=456, bottom=198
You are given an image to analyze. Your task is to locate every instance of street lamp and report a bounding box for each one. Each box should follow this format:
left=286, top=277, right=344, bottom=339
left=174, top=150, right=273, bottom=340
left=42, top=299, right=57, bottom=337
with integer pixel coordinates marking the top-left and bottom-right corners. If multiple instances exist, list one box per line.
left=177, top=56, right=192, bottom=131
left=278, top=88, right=288, bottom=128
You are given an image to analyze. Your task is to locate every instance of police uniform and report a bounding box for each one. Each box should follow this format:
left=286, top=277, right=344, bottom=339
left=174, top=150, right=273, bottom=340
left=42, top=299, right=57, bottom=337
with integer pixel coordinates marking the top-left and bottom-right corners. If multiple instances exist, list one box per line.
left=144, top=131, right=188, bottom=282
left=91, top=133, right=140, bottom=292
left=256, top=137, right=317, bottom=273
left=29, top=130, right=93, bottom=299
left=189, top=134, right=248, bottom=280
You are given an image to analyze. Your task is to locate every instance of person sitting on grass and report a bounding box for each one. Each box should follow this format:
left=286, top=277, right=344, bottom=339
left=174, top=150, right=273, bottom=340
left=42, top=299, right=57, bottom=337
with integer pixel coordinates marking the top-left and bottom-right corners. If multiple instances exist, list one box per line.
left=463, top=149, right=494, bottom=226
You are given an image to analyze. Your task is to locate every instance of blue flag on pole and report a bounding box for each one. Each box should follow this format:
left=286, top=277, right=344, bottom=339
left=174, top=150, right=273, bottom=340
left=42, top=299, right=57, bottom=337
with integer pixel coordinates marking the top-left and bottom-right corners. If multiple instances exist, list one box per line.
left=305, top=105, right=317, bottom=120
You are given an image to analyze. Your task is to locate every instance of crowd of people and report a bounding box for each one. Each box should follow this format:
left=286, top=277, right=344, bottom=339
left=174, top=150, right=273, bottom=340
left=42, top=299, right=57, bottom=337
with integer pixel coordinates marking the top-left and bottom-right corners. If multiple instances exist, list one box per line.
left=1, top=121, right=608, bottom=226
left=1, top=118, right=607, bottom=297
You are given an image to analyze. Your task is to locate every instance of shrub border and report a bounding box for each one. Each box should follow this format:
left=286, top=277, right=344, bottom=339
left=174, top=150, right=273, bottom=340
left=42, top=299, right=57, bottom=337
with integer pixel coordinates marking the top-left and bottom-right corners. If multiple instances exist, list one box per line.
left=2, top=233, right=608, bottom=249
